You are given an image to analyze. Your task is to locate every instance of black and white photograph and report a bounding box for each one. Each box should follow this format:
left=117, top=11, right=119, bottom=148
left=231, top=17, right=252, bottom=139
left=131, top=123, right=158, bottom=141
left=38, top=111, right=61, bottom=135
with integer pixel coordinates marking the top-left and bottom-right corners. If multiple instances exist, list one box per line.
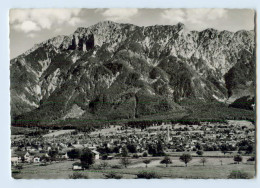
left=9, top=8, right=256, bottom=179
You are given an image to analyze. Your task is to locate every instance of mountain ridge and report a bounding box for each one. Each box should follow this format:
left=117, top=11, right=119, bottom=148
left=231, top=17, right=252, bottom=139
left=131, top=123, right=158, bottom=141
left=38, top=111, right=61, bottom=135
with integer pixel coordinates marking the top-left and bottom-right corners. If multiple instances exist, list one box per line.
left=10, top=21, right=256, bottom=125
left=11, top=21, right=254, bottom=61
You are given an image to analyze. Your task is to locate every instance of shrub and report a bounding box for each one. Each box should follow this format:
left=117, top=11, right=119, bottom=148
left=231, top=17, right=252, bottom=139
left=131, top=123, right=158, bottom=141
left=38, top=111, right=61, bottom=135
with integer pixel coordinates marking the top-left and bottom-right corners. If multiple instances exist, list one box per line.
left=160, top=156, right=172, bottom=167
left=39, top=163, right=47, bottom=166
left=233, top=155, right=243, bottom=164
left=12, top=170, right=21, bottom=174
left=133, top=154, right=139, bottom=158
left=136, top=171, right=161, bottom=179
left=99, top=161, right=109, bottom=169
left=101, top=154, right=108, bottom=160
left=104, top=172, right=123, bottom=179
left=196, top=150, right=204, bottom=156
left=69, top=172, right=88, bottom=179
left=111, top=165, right=123, bottom=169
left=142, top=152, right=148, bottom=157
left=15, top=164, right=23, bottom=170
left=228, top=171, right=251, bottom=179
left=247, top=156, right=255, bottom=161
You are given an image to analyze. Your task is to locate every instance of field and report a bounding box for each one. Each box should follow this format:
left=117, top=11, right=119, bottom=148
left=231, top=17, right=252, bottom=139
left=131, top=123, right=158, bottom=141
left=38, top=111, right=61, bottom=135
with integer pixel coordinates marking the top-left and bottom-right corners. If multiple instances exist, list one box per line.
left=12, top=155, right=255, bottom=179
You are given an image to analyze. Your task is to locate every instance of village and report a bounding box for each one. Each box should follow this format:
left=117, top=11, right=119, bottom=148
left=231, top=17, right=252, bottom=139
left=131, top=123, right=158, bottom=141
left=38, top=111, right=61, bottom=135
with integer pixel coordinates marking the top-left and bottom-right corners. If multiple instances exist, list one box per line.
left=11, top=120, right=255, bottom=179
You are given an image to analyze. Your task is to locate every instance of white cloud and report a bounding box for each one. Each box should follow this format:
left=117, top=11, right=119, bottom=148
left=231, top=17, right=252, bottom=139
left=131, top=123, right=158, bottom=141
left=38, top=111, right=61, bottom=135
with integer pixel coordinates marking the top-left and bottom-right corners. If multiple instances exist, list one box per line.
left=161, top=9, right=228, bottom=28
left=27, top=33, right=37, bottom=38
left=207, top=9, right=227, bottom=20
left=54, top=27, right=62, bottom=34
left=186, top=9, right=227, bottom=24
left=102, top=8, right=138, bottom=22
left=10, top=9, right=82, bottom=32
left=13, top=20, right=40, bottom=33
left=68, top=17, right=82, bottom=26
left=10, top=9, right=30, bottom=24
left=161, top=9, right=186, bottom=24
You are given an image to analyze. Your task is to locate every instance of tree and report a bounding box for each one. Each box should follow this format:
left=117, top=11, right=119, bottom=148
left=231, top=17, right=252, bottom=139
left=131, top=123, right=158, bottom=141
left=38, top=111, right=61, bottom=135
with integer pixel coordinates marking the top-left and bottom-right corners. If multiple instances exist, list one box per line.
left=196, top=150, right=203, bottom=156
left=148, top=144, right=157, bottom=156
left=220, top=144, right=229, bottom=155
left=143, top=159, right=151, bottom=168
left=120, top=157, right=131, bottom=168
left=233, top=155, right=243, bottom=164
left=127, top=144, right=137, bottom=153
left=121, top=146, right=128, bottom=157
left=195, top=143, right=202, bottom=150
left=48, top=149, right=58, bottom=161
left=246, top=145, right=253, bottom=154
left=156, top=140, right=164, bottom=156
left=67, top=149, right=80, bottom=160
left=79, top=148, right=95, bottom=169
left=160, top=156, right=172, bottom=167
left=112, top=146, right=119, bottom=153
left=179, top=153, right=192, bottom=167
left=147, top=141, right=165, bottom=156
left=200, top=158, right=207, bottom=166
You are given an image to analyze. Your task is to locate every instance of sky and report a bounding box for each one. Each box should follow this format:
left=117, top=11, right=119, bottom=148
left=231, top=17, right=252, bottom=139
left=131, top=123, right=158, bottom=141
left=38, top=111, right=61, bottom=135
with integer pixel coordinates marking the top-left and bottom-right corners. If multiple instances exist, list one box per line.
left=9, top=8, right=255, bottom=59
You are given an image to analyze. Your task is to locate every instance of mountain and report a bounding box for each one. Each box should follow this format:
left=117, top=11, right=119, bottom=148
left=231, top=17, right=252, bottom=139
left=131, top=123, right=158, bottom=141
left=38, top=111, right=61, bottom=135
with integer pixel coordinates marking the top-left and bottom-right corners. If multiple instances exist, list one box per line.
left=10, top=21, right=256, bottom=125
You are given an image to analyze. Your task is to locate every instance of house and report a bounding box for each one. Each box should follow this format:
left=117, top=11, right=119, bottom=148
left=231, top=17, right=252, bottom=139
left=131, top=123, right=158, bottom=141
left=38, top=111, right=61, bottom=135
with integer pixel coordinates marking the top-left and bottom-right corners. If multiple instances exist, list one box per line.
left=24, top=151, right=31, bottom=161
left=38, top=153, right=50, bottom=162
left=92, top=150, right=100, bottom=160
left=58, top=151, right=69, bottom=159
left=70, top=144, right=84, bottom=150
left=72, top=162, right=83, bottom=170
left=15, top=151, right=33, bottom=163
left=85, top=145, right=97, bottom=150
left=33, top=157, right=40, bottom=163
left=11, top=155, right=19, bottom=166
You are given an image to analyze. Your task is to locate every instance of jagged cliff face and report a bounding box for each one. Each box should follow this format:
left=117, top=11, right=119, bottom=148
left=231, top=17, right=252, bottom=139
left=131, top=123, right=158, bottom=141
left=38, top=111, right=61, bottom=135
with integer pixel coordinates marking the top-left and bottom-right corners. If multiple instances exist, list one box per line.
left=10, top=21, right=255, bottom=124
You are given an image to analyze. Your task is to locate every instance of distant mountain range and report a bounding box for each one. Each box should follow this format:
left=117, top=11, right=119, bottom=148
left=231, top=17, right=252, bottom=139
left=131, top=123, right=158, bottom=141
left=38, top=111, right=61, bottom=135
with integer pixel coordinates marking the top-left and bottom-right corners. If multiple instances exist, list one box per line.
left=10, top=21, right=256, bottom=125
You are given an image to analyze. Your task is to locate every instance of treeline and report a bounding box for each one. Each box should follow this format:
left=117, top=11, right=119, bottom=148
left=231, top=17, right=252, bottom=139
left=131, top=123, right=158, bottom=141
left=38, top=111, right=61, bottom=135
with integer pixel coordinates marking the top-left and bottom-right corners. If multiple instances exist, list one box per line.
left=12, top=116, right=255, bottom=131
left=126, top=118, right=228, bottom=129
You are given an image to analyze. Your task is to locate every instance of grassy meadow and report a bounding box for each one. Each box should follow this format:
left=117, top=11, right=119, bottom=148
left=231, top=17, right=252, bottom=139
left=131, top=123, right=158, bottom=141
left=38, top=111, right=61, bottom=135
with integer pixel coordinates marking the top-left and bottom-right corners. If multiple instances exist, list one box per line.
left=12, top=155, right=255, bottom=179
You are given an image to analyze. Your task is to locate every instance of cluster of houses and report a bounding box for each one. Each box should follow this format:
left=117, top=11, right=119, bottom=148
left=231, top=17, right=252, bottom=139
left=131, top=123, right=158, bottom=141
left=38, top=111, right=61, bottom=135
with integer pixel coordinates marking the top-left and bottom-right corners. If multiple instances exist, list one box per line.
left=166, top=122, right=255, bottom=152
left=11, top=136, right=100, bottom=166
left=11, top=120, right=255, bottom=166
